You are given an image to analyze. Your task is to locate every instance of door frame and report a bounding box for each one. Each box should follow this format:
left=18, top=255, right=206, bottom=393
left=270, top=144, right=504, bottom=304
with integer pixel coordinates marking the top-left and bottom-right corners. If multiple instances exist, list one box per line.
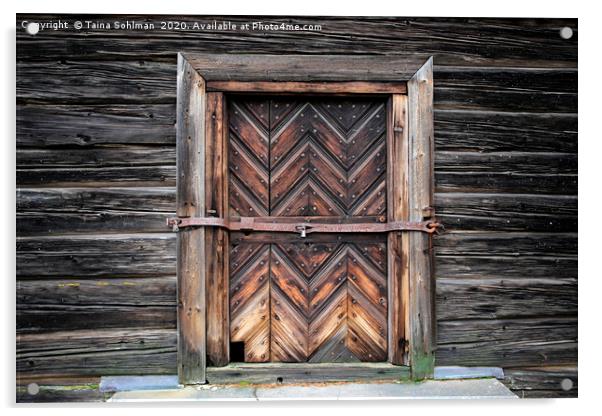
left=175, top=53, right=435, bottom=384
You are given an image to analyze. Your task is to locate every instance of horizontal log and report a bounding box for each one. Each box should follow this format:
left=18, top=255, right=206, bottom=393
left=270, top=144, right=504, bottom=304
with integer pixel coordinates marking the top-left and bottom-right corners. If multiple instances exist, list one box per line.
left=17, top=328, right=176, bottom=376
left=17, top=384, right=105, bottom=403
left=436, top=256, right=577, bottom=280
left=17, top=146, right=176, bottom=168
left=17, top=187, right=175, bottom=235
left=17, top=166, right=175, bottom=187
left=435, top=67, right=577, bottom=94
left=16, top=16, right=577, bottom=66
left=434, top=110, right=577, bottom=153
left=437, top=317, right=577, bottom=367
left=435, top=193, right=577, bottom=232
left=435, top=171, right=577, bottom=195
left=435, top=86, right=576, bottom=113
left=434, top=232, right=577, bottom=257
left=16, top=234, right=176, bottom=278
left=17, top=60, right=175, bottom=104
left=17, top=104, right=175, bottom=147
left=17, top=277, right=176, bottom=332
left=436, top=152, right=577, bottom=175
left=437, top=277, right=577, bottom=320
left=503, top=366, right=578, bottom=398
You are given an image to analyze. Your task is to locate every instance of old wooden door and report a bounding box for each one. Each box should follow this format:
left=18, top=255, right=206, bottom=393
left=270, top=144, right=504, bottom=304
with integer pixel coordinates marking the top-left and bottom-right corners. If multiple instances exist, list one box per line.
left=228, top=96, right=388, bottom=363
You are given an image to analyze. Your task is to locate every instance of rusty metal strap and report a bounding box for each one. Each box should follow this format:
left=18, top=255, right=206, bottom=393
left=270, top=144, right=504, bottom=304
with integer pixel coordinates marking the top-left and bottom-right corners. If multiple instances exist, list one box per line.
left=167, top=216, right=443, bottom=235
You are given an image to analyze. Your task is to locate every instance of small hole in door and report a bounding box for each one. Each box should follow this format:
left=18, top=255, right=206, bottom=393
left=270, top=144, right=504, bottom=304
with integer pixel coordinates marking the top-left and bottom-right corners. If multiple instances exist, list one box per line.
left=230, top=342, right=245, bottom=362
left=276, top=377, right=284, bottom=384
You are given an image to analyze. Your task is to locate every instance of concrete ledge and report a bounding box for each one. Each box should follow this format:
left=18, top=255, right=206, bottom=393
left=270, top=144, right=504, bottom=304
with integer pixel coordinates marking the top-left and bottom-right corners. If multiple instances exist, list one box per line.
left=108, top=379, right=517, bottom=401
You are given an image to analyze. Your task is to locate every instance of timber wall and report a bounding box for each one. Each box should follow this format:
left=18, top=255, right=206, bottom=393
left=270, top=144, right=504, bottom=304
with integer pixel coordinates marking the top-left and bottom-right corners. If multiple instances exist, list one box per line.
left=16, top=15, right=577, bottom=399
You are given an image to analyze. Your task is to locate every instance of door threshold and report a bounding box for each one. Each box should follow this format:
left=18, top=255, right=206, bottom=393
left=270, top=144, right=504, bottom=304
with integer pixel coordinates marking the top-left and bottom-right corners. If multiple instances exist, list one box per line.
left=207, top=362, right=410, bottom=385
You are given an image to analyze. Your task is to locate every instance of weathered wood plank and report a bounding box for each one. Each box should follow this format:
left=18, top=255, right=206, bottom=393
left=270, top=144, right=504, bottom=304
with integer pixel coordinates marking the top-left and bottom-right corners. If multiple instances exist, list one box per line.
left=435, top=193, right=577, bottom=232
left=17, top=382, right=106, bottom=403
left=436, top=152, right=577, bottom=175
left=437, top=277, right=577, bottom=320
left=17, top=146, right=176, bottom=168
left=436, top=256, right=577, bottom=280
left=407, top=57, right=435, bottom=379
left=17, top=187, right=175, bottom=235
left=205, top=92, right=229, bottom=367
left=17, top=166, right=175, bottom=187
left=434, top=232, right=578, bottom=257
left=17, top=277, right=176, bottom=332
left=503, top=366, right=578, bottom=398
left=434, top=110, right=577, bottom=153
left=17, top=328, right=176, bottom=376
left=206, top=362, right=410, bottom=384
left=17, top=104, right=175, bottom=147
left=16, top=16, right=577, bottom=67
left=176, top=54, right=206, bottom=384
left=17, top=60, right=175, bottom=104
left=387, top=94, right=409, bottom=365
left=437, top=317, right=577, bottom=367
left=435, top=171, right=577, bottom=195
left=16, top=234, right=176, bottom=278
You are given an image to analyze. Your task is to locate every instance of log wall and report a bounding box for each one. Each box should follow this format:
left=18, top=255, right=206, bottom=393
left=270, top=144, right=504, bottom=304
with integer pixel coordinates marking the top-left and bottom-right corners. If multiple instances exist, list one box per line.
left=16, top=15, right=577, bottom=399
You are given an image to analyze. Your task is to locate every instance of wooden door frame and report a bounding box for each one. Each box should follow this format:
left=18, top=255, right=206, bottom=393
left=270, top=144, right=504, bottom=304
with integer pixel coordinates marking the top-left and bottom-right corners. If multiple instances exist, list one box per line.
left=175, top=53, right=435, bottom=384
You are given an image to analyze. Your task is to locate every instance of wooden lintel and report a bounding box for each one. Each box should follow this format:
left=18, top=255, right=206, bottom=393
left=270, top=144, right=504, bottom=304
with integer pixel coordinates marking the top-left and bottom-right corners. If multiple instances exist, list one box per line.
left=206, top=81, right=407, bottom=95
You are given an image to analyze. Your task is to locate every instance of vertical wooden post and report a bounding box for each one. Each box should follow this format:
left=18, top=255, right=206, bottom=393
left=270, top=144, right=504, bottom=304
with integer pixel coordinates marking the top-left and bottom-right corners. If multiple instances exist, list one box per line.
left=407, top=57, right=435, bottom=380
left=387, top=94, right=410, bottom=365
left=205, top=92, right=230, bottom=366
left=176, top=54, right=207, bottom=384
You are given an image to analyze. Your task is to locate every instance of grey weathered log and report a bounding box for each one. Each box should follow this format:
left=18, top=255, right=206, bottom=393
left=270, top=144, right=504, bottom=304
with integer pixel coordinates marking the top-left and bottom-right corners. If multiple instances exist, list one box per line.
left=435, top=193, right=577, bottom=232
left=17, top=187, right=175, bottom=235
left=16, top=234, right=176, bottom=278
left=17, top=104, right=175, bottom=147
left=17, top=328, right=176, bottom=375
left=436, top=277, right=577, bottom=320
left=175, top=54, right=206, bottom=384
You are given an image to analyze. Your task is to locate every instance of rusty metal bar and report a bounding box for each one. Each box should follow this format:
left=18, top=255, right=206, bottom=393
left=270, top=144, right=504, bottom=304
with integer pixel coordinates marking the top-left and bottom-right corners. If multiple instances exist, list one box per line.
left=167, top=216, right=443, bottom=235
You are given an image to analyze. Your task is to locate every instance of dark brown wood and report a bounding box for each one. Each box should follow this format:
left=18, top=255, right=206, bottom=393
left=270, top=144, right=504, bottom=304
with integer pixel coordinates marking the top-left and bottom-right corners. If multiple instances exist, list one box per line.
left=206, top=362, right=409, bottom=384
left=176, top=54, right=206, bottom=384
left=387, top=94, right=409, bottom=365
left=207, top=81, right=406, bottom=94
left=407, top=57, right=435, bottom=379
left=205, top=92, right=230, bottom=366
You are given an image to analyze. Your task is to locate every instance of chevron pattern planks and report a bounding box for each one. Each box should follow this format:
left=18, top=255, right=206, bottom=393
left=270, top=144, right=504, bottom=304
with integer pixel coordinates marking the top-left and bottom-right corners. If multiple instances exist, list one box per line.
left=228, top=96, right=388, bottom=363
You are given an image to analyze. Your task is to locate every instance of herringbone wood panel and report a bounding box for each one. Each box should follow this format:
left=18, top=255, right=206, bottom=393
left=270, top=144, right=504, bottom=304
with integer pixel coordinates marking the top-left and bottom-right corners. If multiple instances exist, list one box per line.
left=228, top=97, right=388, bottom=362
